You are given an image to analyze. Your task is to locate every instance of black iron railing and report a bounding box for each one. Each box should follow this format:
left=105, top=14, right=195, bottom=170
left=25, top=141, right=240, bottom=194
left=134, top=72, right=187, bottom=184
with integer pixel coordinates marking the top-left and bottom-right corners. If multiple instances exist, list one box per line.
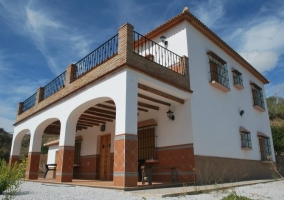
left=241, top=132, right=252, bottom=148
left=43, top=71, right=66, bottom=99
left=233, top=71, right=243, bottom=86
left=22, top=92, right=37, bottom=112
left=133, top=31, right=185, bottom=75
left=259, top=137, right=272, bottom=161
left=209, top=70, right=230, bottom=89
left=76, top=34, right=118, bottom=78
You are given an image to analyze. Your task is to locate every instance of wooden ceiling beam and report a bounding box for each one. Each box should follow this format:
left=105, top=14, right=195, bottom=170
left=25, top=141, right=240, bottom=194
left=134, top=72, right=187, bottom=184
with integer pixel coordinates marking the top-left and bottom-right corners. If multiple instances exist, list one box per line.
left=105, top=100, right=115, bottom=105
left=79, top=114, right=113, bottom=122
left=76, top=123, right=93, bottom=127
left=96, top=104, right=116, bottom=111
left=138, top=83, right=184, bottom=104
left=83, top=111, right=115, bottom=120
left=138, top=107, right=148, bottom=112
left=88, top=107, right=115, bottom=116
left=138, top=102, right=159, bottom=110
left=77, top=120, right=100, bottom=126
left=138, top=93, right=171, bottom=106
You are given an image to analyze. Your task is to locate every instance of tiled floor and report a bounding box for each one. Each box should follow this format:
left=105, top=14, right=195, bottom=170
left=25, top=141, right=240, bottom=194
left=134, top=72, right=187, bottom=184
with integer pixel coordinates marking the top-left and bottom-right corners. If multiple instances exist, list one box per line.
left=29, top=178, right=175, bottom=190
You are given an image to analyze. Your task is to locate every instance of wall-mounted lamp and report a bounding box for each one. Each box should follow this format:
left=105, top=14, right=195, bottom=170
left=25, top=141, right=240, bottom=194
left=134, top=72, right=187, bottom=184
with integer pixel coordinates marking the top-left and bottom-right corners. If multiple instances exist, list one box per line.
left=240, top=110, right=245, bottom=116
left=160, top=36, right=168, bottom=46
left=166, top=109, right=175, bottom=121
left=100, top=124, right=106, bottom=132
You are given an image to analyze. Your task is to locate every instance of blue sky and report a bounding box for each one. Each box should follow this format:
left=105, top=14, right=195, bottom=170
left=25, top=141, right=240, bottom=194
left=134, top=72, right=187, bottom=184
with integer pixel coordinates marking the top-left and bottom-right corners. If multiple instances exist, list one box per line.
left=0, top=0, right=283, bottom=132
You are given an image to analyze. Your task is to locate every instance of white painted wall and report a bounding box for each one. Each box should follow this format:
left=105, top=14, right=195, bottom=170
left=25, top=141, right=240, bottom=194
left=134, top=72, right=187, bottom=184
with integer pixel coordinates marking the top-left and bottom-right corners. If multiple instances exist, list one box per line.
left=47, top=145, right=58, bottom=164
left=182, top=22, right=275, bottom=161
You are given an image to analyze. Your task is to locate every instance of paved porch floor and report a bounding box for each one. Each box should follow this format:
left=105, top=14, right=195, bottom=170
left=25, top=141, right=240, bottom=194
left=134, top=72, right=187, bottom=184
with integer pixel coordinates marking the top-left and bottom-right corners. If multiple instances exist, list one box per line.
left=28, top=178, right=180, bottom=190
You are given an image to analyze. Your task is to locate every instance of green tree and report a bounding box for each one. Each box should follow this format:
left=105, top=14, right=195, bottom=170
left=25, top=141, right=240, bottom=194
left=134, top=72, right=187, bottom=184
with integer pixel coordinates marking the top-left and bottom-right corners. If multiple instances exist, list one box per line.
left=267, top=96, right=284, bottom=120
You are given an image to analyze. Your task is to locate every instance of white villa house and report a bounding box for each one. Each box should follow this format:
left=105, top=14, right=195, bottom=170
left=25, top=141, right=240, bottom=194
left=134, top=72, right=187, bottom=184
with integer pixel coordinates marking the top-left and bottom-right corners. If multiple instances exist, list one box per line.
left=10, top=8, right=275, bottom=188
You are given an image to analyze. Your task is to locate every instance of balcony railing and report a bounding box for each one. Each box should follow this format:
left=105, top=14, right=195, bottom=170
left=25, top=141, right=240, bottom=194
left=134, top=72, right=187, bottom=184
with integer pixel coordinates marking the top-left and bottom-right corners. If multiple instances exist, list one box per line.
left=43, top=71, right=66, bottom=99
left=133, top=31, right=185, bottom=75
left=20, top=34, right=118, bottom=113
left=22, top=92, right=37, bottom=112
left=76, top=34, right=118, bottom=78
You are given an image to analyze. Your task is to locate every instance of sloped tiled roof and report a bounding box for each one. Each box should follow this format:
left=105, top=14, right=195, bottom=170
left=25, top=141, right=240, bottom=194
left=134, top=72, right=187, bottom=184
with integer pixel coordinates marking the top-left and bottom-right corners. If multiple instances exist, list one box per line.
left=144, top=9, right=269, bottom=84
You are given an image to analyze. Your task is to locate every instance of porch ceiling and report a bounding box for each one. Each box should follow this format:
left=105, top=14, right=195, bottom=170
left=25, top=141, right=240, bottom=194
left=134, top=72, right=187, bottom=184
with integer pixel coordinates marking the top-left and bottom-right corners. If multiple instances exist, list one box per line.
left=43, top=84, right=185, bottom=135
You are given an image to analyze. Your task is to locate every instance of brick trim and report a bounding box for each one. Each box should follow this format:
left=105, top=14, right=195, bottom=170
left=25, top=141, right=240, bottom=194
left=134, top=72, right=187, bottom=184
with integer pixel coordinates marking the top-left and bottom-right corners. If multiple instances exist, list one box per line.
left=113, top=172, right=138, bottom=177
left=156, top=143, right=193, bottom=151
left=58, top=146, right=75, bottom=150
left=114, top=133, right=138, bottom=141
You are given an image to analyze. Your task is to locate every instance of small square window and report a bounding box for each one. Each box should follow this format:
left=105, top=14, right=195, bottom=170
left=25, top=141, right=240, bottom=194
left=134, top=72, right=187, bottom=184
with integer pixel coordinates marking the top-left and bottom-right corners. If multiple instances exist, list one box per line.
left=232, top=69, right=244, bottom=90
left=251, top=82, right=265, bottom=112
left=207, top=51, right=230, bottom=92
left=241, top=132, right=252, bottom=149
left=259, top=137, right=272, bottom=161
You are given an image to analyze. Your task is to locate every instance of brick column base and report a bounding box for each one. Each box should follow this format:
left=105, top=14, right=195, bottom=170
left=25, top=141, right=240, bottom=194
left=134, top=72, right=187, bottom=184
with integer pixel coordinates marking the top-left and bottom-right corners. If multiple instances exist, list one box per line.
left=9, top=155, right=20, bottom=165
left=25, top=152, right=40, bottom=180
left=56, top=146, right=74, bottom=182
left=114, top=134, right=138, bottom=187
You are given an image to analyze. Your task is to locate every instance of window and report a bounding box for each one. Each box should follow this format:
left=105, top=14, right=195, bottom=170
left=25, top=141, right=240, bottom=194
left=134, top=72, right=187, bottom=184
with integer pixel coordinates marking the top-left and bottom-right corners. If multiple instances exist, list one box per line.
left=241, top=132, right=252, bottom=149
left=258, top=137, right=272, bottom=161
left=138, top=125, right=156, bottom=160
left=251, top=82, right=265, bottom=112
left=207, top=51, right=230, bottom=92
left=232, top=69, right=244, bottom=90
left=74, top=141, right=81, bottom=164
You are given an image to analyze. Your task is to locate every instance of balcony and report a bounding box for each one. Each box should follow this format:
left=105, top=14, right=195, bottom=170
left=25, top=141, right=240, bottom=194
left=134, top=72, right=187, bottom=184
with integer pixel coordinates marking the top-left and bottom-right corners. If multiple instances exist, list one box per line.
left=15, top=24, right=190, bottom=124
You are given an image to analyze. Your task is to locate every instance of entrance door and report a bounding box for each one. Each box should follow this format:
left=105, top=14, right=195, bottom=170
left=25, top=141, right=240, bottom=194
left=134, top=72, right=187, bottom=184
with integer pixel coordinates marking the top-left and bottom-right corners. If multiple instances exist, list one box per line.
left=99, top=134, right=111, bottom=180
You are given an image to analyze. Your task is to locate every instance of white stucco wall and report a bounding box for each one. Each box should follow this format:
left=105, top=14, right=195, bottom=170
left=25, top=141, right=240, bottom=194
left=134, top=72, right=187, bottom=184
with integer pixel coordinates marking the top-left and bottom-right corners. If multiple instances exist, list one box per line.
left=47, top=145, right=58, bottom=164
left=182, top=22, right=275, bottom=161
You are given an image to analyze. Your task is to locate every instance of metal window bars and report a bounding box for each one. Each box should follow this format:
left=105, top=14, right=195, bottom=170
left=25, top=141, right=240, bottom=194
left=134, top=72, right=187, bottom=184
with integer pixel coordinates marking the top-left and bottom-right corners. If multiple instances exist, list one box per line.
left=133, top=31, right=185, bottom=75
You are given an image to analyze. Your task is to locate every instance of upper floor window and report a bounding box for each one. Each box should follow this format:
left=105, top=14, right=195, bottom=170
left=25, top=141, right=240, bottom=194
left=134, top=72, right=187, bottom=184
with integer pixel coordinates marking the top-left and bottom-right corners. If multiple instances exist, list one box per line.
left=232, top=69, right=244, bottom=90
left=207, top=51, right=230, bottom=92
left=258, top=136, right=272, bottom=161
left=251, top=82, right=265, bottom=112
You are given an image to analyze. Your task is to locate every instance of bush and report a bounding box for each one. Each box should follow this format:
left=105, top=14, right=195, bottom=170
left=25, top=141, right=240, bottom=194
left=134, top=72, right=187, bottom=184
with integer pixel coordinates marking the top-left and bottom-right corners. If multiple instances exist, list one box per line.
left=0, top=159, right=26, bottom=198
left=222, top=191, right=252, bottom=200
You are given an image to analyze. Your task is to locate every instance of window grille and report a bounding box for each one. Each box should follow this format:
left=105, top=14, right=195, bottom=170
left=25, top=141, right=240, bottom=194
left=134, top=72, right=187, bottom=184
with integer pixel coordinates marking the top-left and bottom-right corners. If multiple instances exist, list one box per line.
left=241, top=132, right=252, bottom=148
left=207, top=51, right=230, bottom=89
left=259, top=137, right=272, bottom=161
left=138, top=125, right=156, bottom=160
left=251, top=83, right=265, bottom=109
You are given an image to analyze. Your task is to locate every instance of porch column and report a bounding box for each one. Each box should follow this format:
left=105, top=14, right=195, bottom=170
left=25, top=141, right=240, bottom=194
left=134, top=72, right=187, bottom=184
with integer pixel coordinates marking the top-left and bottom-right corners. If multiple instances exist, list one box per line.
left=9, top=155, right=19, bottom=165
left=114, top=70, right=138, bottom=187
left=56, top=119, right=76, bottom=182
left=25, top=152, right=40, bottom=179
left=25, top=132, right=42, bottom=180
left=9, top=130, right=28, bottom=165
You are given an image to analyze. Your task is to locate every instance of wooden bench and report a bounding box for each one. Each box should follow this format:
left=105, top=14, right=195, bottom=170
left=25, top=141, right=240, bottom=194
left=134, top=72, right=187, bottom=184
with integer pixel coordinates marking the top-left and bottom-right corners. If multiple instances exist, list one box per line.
left=44, top=164, right=57, bottom=179
left=141, top=165, right=178, bottom=185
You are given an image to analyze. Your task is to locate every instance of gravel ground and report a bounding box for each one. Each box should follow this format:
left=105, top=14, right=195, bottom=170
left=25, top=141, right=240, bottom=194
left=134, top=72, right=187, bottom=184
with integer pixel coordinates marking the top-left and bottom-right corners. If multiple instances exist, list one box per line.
left=1, top=180, right=284, bottom=200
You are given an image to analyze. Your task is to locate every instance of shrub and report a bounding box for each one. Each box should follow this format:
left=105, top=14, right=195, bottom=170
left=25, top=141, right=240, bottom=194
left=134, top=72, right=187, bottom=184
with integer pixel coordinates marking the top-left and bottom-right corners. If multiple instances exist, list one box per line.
left=0, top=159, right=26, bottom=198
left=222, top=191, right=252, bottom=200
